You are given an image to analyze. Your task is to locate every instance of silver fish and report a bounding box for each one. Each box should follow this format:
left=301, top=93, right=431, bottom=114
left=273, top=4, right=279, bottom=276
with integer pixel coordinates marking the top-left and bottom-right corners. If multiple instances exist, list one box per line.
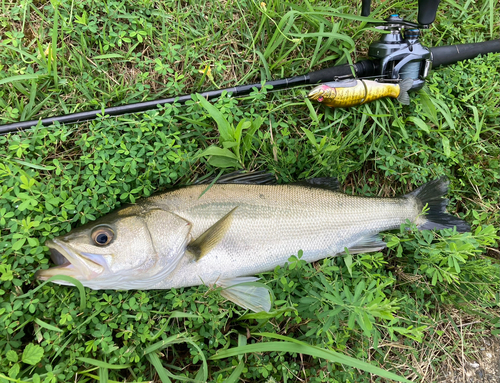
left=36, top=173, right=470, bottom=312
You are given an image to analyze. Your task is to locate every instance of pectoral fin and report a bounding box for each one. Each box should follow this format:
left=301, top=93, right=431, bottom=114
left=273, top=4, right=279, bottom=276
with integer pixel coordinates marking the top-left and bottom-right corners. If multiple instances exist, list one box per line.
left=187, top=206, right=238, bottom=260
left=219, top=277, right=272, bottom=312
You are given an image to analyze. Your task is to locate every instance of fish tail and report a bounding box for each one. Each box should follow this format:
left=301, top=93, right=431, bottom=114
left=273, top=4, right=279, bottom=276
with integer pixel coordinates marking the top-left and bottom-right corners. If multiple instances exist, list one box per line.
left=396, top=78, right=413, bottom=105
left=406, top=177, right=471, bottom=232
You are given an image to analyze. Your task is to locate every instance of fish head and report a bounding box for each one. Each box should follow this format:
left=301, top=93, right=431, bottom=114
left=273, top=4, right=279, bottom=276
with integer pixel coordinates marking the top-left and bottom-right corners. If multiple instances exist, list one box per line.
left=307, top=84, right=336, bottom=103
left=36, top=205, right=192, bottom=290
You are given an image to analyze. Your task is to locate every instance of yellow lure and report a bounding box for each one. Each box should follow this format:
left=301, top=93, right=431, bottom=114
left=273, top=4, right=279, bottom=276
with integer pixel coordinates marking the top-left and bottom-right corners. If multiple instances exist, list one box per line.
left=308, top=78, right=413, bottom=108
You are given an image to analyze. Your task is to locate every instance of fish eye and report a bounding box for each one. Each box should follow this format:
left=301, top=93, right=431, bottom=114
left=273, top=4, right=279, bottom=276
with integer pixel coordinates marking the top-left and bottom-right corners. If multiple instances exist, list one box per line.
left=91, top=227, right=114, bottom=246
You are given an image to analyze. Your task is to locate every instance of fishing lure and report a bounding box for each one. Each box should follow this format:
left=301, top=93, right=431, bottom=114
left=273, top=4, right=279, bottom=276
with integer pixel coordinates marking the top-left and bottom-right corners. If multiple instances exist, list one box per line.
left=308, top=78, right=413, bottom=108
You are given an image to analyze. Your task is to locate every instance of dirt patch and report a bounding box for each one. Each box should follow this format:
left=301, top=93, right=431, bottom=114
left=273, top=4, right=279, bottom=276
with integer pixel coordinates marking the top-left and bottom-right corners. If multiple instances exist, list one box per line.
left=439, top=336, right=500, bottom=383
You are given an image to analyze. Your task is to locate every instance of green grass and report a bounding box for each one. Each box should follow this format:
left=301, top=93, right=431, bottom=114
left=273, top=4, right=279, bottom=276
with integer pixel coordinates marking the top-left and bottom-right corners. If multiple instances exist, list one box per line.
left=1, top=0, right=499, bottom=382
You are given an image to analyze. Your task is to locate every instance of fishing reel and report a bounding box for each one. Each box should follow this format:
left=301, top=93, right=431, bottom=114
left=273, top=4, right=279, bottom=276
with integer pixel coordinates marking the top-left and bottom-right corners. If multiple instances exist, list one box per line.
left=362, top=0, right=441, bottom=90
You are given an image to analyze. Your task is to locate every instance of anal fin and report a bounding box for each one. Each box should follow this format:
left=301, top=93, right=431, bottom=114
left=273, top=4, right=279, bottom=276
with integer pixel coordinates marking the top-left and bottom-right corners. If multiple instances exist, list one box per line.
left=340, top=234, right=386, bottom=255
left=219, top=277, right=272, bottom=313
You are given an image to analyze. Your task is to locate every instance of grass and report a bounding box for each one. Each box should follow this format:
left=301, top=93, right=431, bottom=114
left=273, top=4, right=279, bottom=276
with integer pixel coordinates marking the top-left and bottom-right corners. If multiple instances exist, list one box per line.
left=1, top=0, right=499, bottom=381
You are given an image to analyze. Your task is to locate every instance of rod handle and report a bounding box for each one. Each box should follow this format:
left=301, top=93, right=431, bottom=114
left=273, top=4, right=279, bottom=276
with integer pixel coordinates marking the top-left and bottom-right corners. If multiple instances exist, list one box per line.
left=430, top=40, right=500, bottom=67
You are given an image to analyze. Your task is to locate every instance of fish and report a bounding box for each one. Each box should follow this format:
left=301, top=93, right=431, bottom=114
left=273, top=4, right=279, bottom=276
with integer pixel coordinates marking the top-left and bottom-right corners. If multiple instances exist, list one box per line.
left=36, top=172, right=470, bottom=312
left=307, top=78, right=413, bottom=108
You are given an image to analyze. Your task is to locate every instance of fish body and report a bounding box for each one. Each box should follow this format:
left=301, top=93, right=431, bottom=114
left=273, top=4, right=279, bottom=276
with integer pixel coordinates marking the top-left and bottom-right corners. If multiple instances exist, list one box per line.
left=36, top=174, right=469, bottom=312
left=308, top=78, right=413, bottom=108
left=143, top=183, right=417, bottom=289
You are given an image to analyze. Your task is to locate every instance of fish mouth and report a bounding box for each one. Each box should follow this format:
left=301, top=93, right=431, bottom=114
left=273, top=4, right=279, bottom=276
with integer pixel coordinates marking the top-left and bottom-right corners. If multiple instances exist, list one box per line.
left=307, top=86, right=323, bottom=100
left=49, top=247, right=70, bottom=266
left=307, top=85, right=330, bottom=102
left=36, top=239, right=105, bottom=282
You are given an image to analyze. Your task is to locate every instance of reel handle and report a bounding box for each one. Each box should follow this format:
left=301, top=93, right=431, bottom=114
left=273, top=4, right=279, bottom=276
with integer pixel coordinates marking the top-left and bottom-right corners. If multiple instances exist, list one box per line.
left=361, top=0, right=371, bottom=17
left=417, top=0, right=440, bottom=25
left=361, top=0, right=440, bottom=26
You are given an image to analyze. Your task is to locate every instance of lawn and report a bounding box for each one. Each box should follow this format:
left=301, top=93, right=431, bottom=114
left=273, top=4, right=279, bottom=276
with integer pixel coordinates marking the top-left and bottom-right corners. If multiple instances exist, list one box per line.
left=0, top=0, right=499, bottom=382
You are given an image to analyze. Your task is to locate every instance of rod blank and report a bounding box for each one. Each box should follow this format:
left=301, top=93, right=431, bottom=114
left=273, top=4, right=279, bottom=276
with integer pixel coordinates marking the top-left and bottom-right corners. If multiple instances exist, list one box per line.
left=0, top=76, right=308, bottom=135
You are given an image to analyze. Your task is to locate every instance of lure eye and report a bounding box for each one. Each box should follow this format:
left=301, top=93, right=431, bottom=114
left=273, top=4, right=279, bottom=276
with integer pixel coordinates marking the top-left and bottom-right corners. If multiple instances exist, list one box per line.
left=91, top=227, right=114, bottom=246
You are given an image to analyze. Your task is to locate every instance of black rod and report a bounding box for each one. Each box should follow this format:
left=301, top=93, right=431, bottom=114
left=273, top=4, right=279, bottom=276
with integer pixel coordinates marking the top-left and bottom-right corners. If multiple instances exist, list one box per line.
left=0, top=75, right=302, bottom=134
left=0, top=62, right=376, bottom=135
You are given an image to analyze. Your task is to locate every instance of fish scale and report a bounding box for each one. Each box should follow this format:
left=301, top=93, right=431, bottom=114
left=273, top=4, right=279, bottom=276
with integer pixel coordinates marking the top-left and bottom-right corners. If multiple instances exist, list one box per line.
left=147, top=183, right=417, bottom=289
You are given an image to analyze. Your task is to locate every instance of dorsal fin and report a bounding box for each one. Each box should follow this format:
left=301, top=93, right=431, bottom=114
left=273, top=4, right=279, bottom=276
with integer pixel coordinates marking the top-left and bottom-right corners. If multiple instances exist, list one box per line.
left=195, top=171, right=339, bottom=192
left=323, top=79, right=358, bottom=88
left=196, top=171, right=277, bottom=185
left=294, top=177, right=340, bottom=191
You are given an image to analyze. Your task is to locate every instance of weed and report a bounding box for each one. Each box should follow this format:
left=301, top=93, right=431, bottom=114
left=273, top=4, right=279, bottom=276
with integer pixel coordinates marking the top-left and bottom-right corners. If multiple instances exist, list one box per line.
left=0, top=0, right=499, bottom=381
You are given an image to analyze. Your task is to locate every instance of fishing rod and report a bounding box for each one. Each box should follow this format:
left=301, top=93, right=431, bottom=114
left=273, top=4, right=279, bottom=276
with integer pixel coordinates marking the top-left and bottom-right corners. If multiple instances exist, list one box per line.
left=0, top=0, right=499, bottom=135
